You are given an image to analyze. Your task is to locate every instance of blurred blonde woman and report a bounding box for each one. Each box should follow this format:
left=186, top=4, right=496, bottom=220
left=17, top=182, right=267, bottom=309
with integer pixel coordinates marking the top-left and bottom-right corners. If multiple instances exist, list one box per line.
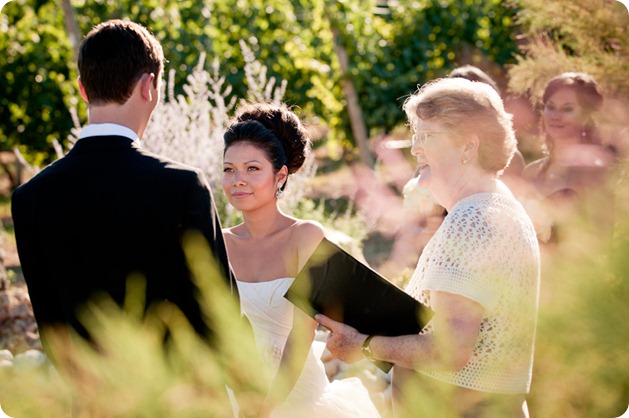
left=318, top=78, right=540, bottom=417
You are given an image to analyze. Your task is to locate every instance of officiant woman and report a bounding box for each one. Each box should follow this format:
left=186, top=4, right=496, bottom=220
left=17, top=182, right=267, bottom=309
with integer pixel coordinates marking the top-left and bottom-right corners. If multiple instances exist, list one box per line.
left=317, top=77, right=541, bottom=417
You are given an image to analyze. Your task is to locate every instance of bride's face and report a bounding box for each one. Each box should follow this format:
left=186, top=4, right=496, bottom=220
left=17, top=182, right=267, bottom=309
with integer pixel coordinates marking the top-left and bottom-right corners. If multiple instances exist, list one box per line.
left=223, top=142, right=283, bottom=212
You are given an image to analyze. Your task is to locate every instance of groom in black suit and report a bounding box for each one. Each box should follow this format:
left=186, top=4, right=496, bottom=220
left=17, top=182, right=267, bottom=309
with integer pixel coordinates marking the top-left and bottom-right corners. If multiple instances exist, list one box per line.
left=12, top=20, right=237, bottom=355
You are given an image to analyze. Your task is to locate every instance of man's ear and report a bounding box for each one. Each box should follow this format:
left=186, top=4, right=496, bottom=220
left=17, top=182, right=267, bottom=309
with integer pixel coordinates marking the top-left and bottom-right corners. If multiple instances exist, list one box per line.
left=78, top=78, right=89, bottom=103
left=139, top=73, right=156, bottom=102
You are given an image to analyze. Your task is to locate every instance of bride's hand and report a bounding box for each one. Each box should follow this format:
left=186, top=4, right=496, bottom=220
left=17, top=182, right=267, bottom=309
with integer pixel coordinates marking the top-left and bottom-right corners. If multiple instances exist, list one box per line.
left=315, top=314, right=367, bottom=363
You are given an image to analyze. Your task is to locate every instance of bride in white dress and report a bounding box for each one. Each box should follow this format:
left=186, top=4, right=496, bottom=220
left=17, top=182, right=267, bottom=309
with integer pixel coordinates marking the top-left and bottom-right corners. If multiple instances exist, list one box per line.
left=221, top=103, right=381, bottom=418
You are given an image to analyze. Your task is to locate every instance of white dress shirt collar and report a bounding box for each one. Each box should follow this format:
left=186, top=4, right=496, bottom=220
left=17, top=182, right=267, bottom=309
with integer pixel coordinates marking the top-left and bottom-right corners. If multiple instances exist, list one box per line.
left=79, top=123, right=140, bottom=142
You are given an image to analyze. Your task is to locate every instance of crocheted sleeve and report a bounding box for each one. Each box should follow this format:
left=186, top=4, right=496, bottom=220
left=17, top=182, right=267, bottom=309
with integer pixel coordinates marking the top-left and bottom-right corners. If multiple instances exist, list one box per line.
left=420, top=200, right=522, bottom=311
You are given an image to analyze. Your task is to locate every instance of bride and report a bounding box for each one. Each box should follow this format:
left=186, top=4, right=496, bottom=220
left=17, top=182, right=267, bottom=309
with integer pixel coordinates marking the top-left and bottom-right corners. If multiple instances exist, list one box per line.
left=221, top=102, right=381, bottom=418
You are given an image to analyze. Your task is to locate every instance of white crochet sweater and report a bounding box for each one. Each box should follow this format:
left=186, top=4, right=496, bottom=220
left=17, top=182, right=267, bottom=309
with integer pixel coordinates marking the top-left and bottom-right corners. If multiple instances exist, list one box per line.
left=405, top=192, right=540, bottom=394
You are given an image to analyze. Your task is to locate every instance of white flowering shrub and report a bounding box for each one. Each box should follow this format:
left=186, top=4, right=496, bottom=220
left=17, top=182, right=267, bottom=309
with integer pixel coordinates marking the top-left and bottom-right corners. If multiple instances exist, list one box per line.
left=144, top=55, right=233, bottom=190
left=141, top=43, right=316, bottom=226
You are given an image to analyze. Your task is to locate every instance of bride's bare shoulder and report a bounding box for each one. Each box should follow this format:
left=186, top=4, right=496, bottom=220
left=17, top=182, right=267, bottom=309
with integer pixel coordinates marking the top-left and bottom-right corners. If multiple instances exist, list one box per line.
left=290, top=220, right=326, bottom=265
left=292, top=219, right=325, bottom=244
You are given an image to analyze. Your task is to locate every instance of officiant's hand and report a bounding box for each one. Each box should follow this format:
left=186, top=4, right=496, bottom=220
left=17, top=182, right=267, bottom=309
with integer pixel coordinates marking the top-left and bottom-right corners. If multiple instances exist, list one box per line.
left=315, top=314, right=367, bottom=363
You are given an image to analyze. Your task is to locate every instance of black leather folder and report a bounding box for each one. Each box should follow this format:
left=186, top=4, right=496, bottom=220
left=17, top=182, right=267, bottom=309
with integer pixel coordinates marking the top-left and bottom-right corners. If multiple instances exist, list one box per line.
left=285, top=238, right=433, bottom=372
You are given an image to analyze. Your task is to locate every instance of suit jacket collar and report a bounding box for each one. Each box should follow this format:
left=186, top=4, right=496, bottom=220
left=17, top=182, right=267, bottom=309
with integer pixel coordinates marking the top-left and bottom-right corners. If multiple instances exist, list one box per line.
left=67, top=135, right=141, bottom=155
left=80, top=123, right=139, bottom=141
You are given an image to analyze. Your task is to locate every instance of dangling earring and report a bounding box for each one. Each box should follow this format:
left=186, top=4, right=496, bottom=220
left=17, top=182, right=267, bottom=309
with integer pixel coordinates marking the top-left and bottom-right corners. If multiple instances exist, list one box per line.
left=276, top=182, right=284, bottom=199
left=581, top=126, right=587, bottom=138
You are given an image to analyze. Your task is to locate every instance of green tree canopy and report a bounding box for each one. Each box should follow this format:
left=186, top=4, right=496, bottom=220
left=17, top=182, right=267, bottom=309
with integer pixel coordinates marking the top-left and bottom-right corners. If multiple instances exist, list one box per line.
left=1, top=0, right=520, bottom=166
left=0, top=0, right=77, bottom=166
left=508, top=0, right=629, bottom=106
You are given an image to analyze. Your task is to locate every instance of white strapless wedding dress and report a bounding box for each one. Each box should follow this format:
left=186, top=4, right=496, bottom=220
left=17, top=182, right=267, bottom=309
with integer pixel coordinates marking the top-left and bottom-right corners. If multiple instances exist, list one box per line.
left=237, top=278, right=381, bottom=418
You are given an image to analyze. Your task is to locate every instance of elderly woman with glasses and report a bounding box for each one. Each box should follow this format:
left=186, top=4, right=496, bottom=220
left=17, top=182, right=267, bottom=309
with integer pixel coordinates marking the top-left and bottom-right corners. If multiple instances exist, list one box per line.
left=317, top=78, right=541, bottom=417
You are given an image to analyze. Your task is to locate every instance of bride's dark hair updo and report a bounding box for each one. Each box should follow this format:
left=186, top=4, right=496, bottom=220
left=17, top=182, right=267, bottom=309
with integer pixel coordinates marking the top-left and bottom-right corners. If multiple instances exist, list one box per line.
left=223, top=103, right=311, bottom=182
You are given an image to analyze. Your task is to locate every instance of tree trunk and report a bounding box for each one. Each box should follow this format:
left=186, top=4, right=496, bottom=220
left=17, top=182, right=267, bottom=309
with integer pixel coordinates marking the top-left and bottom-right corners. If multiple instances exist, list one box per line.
left=59, top=0, right=81, bottom=64
left=331, top=27, right=374, bottom=168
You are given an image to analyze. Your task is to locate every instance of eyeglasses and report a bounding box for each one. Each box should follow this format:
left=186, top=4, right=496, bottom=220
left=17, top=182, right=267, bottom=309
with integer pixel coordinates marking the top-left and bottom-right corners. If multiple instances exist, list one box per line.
left=412, top=131, right=444, bottom=146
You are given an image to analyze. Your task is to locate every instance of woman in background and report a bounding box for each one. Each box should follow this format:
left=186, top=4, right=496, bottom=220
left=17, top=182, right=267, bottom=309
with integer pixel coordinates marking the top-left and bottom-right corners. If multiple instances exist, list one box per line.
left=523, top=72, right=615, bottom=199
left=522, top=72, right=616, bottom=242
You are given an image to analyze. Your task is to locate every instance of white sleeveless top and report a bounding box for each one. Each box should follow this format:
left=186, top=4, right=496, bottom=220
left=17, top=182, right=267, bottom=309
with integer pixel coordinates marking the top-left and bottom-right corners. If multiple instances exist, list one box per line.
left=405, top=193, right=540, bottom=394
left=237, top=278, right=380, bottom=417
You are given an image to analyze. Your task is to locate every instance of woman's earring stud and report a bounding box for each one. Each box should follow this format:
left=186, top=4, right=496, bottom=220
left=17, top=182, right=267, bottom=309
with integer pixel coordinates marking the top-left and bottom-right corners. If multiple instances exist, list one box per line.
left=276, top=182, right=284, bottom=199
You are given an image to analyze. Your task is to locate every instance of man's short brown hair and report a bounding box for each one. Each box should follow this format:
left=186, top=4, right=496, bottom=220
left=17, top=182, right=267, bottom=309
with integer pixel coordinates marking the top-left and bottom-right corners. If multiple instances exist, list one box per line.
left=78, top=19, right=164, bottom=105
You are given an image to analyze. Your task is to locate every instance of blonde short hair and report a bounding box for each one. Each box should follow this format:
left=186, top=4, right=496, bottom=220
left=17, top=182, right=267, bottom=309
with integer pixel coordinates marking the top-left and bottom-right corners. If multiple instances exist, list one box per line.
left=403, top=78, right=517, bottom=175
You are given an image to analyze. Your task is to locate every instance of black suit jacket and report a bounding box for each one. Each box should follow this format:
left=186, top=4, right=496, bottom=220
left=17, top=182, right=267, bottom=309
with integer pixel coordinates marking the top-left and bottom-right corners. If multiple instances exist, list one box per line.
left=12, top=135, right=236, bottom=348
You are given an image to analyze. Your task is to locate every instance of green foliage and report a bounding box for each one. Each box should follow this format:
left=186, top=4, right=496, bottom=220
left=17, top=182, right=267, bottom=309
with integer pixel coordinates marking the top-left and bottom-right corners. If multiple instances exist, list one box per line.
left=0, top=0, right=78, bottom=166
left=1, top=0, right=220, bottom=164
left=350, top=0, right=519, bottom=135
left=0, top=234, right=271, bottom=417
left=525, top=166, right=629, bottom=417
left=70, top=0, right=216, bottom=82
left=200, top=0, right=349, bottom=153
left=1, top=0, right=520, bottom=166
left=507, top=0, right=629, bottom=104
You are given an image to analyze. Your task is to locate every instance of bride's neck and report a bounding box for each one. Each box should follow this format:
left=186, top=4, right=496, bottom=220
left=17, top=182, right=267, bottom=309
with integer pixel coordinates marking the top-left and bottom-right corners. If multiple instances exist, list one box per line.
left=241, top=207, right=289, bottom=239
